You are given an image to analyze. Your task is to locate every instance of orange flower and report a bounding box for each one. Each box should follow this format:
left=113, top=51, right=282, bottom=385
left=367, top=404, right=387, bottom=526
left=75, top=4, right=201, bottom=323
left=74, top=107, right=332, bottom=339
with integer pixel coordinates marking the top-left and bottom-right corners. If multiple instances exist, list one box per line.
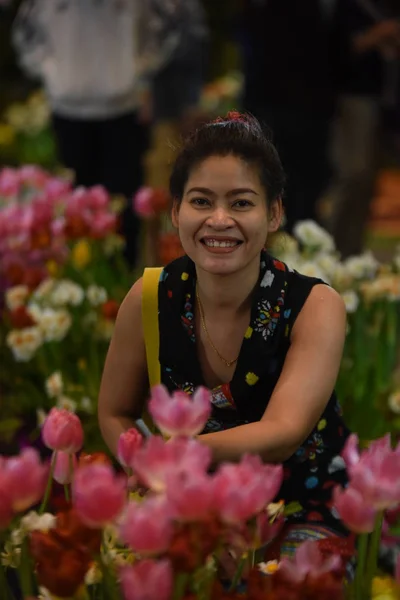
left=168, top=516, right=222, bottom=573
left=29, top=508, right=101, bottom=598
left=22, top=267, right=46, bottom=290
left=8, top=306, right=36, bottom=329
left=79, top=451, right=112, bottom=467
left=101, top=300, right=120, bottom=320
left=30, top=227, right=52, bottom=250
left=64, top=215, right=90, bottom=239
left=4, top=262, right=25, bottom=286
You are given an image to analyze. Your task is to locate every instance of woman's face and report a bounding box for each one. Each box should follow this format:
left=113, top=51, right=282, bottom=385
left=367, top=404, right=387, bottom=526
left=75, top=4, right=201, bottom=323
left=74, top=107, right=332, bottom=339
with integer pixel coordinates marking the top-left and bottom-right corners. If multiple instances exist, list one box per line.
left=172, top=155, right=282, bottom=276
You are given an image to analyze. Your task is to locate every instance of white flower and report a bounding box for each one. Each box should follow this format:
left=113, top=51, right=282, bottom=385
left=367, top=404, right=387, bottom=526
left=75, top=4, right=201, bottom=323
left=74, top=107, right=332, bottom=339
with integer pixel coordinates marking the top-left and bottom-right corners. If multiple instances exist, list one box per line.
left=295, top=261, right=327, bottom=282
left=258, top=560, right=280, bottom=575
left=45, top=371, right=63, bottom=398
left=344, top=251, right=379, bottom=280
left=293, top=220, right=335, bottom=253
left=56, top=395, right=77, bottom=412
left=315, top=253, right=340, bottom=282
left=51, top=280, right=84, bottom=306
left=388, top=391, right=400, bottom=414
left=85, top=563, right=103, bottom=585
left=37, top=308, right=72, bottom=341
left=21, top=511, right=56, bottom=533
left=80, top=396, right=93, bottom=413
left=260, top=270, right=275, bottom=288
left=341, top=290, right=359, bottom=314
left=331, top=263, right=353, bottom=291
left=27, top=302, right=43, bottom=322
left=5, top=285, right=29, bottom=311
left=6, top=326, right=43, bottom=361
left=38, top=587, right=54, bottom=600
left=32, top=278, right=56, bottom=300
left=87, top=284, right=108, bottom=306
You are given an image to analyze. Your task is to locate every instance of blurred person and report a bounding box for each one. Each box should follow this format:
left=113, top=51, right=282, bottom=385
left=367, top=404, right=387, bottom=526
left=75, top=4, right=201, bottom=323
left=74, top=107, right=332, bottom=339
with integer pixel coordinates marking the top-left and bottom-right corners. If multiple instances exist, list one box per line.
left=239, top=0, right=342, bottom=233
left=330, top=0, right=400, bottom=257
left=12, top=0, right=152, bottom=266
left=144, top=0, right=209, bottom=189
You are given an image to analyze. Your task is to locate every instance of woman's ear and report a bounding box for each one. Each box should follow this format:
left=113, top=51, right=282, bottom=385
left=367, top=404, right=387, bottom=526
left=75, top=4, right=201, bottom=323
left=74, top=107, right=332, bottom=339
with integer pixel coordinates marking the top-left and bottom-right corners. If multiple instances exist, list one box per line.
left=268, top=197, right=283, bottom=233
left=171, top=199, right=180, bottom=228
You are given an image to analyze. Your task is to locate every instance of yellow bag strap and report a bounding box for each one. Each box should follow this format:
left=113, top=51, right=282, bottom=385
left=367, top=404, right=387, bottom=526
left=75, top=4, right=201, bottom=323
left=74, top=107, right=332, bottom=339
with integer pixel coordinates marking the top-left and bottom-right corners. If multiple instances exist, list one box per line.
left=142, top=267, right=163, bottom=389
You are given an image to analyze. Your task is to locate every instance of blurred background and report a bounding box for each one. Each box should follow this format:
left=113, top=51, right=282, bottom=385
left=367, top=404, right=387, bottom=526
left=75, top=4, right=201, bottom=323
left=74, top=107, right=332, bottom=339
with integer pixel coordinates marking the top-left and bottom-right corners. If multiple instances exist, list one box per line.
left=0, top=1, right=399, bottom=457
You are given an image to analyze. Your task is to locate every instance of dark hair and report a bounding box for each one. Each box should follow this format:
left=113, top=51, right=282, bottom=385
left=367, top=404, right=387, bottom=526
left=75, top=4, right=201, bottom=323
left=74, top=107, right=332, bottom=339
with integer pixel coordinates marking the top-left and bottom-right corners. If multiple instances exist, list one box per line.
left=169, top=111, right=286, bottom=205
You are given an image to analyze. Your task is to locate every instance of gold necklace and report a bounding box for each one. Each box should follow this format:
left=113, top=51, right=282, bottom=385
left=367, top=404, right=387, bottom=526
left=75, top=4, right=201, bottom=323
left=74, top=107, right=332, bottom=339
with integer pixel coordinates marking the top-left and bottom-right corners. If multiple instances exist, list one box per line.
left=196, top=286, right=239, bottom=368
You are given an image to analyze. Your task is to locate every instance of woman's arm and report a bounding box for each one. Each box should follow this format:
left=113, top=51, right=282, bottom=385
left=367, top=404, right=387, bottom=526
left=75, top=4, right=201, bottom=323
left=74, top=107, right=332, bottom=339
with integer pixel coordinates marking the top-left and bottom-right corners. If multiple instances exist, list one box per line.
left=197, top=285, right=347, bottom=464
left=98, top=278, right=149, bottom=458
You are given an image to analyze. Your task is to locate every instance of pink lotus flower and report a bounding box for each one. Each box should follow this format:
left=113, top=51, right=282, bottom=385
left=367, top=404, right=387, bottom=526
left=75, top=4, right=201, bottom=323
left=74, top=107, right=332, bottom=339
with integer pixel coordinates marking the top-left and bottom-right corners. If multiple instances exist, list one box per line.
left=333, top=485, right=376, bottom=533
left=132, top=436, right=212, bottom=493
left=279, top=540, right=342, bottom=583
left=53, top=451, right=77, bottom=485
left=212, top=455, right=283, bottom=523
left=42, top=408, right=84, bottom=453
left=254, top=509, right=284, bottom=547
left=3, top=448, right=48, bottom=512
left=118, top=429, right=143, bottom=468
left=342, top=434, right=400, bottom=509
left=72, top=463, right=126, bottom=527
left=133, top=187, right=154, bottom=218
left=120, top=496, right=173, bottom=555
left=148, top=385, right=211, bottom=437
left=0, top=168, right=20, bottom=197
left=165, top=471, right=215, bottom=521
left=120, top=559, right=173, bottom=600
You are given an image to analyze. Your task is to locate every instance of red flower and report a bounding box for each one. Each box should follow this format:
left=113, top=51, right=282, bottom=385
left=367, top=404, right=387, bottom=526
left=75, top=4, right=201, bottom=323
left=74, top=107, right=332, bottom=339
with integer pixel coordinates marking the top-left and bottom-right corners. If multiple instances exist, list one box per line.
left=8, top=306, right=36, bottom=329
left=101, top=300, right=120, bottom=320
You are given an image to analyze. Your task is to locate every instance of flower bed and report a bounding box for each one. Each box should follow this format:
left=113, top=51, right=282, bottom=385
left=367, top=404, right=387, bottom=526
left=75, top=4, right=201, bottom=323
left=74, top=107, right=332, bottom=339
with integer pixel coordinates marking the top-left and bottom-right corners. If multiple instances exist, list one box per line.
left=0, top=387, right=399, bottom=599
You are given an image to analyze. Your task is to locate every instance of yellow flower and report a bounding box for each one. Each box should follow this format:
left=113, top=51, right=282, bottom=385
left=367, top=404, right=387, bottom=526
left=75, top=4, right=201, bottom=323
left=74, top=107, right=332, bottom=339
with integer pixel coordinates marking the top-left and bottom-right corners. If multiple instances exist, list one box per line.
left=181, top=272, right=189, bottom=281
left=71, top=240, right=91, bottom=269
left=46, top=260, right=59, bottom=277
left=258, top=560, right=279, bottom=575
left=244, top=326, right=253, bottom=339
left=0, top=124, right=15, bottom=146
left=245, top=372, right=259, bottom=386
left=318, top=419, right=327, bottom=431
left=371, top=576, right=399, bottom=600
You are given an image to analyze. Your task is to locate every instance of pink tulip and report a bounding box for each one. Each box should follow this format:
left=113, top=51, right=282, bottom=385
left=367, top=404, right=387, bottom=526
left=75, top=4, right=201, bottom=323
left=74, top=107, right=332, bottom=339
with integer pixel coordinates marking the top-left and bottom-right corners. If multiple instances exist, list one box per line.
left=88, top=185, right=109, bottom=210
left=342, top=434, right=400, bottom=510
left=117, top=429, right=143, bottom=468
left=279, top=540, right=342, bottom=583
left=72, top=463, right=126, bottom=527
left=90, top=212, right=117, bottom=238
left=133, top=187, right=154, bottom=218
left=44, top=177, right=71, bottom=201
left=53, top=451, right=77, bottom=485
left=120, top=559, right=173, bottom=600
left=148, top=385, right=211, bottom=438
left=165, top=471, right=215, bottom=521
left=254, top=510, right=284, bottom=547
left=212, top=455, right=283, bottom=523
left=0, top=167, right=20, bottom=197
left=19, top=165, right=48, bottom=188
left=4, top=448, right=48, bottom=512
left=333, top=485, right=377, bottom=533
left=120, top=496, right=173, bottom=555
left=42, top=408, right=84, bottom=453
left=132, top=436, right=212, bottom=493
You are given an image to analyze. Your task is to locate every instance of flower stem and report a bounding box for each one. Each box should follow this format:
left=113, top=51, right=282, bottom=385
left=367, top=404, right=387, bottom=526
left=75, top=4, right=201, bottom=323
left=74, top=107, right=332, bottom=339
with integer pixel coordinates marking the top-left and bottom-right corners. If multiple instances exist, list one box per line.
left=64, top=484, right=70, bottom=502
left=365, top=512, right=383, bottom=596
left=39, top=451, right=57, bottom=515
left=229, top=554, right=247, bottom=592
left=18, top=538, right=34, bottom=598
left=173, top=572, right=190, bottom=600
left=0, top=565, right=16, bottom=600
left=354, top=533, right=369, bottom=600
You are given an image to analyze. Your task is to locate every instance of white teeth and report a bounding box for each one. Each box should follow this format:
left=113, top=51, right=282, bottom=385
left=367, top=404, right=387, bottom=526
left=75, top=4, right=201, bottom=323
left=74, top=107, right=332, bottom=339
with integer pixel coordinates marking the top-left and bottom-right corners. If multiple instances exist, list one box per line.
left=204, top=239, right=238, bottom=248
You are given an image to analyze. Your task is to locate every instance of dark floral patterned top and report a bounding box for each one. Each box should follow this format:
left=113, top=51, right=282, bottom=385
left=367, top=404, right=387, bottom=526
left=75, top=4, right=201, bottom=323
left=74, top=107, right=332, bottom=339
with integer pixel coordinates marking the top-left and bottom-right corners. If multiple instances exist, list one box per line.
left=157, top=250, right=350, bottom=534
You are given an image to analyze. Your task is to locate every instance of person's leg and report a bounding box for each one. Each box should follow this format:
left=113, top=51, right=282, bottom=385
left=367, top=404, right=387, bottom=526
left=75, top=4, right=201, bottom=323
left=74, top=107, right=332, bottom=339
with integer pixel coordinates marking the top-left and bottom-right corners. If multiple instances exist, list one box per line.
left=99, top=111, right=149, bottom=266
left=329, top=95, right=380, bottom=258
left=51, top=114, right=101, bottom=187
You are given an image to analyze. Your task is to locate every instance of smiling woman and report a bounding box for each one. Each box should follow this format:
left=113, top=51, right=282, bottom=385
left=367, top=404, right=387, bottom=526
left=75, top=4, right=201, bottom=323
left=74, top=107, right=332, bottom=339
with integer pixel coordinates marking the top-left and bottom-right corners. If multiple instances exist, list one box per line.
left=98, top=112, right=353, bottom=571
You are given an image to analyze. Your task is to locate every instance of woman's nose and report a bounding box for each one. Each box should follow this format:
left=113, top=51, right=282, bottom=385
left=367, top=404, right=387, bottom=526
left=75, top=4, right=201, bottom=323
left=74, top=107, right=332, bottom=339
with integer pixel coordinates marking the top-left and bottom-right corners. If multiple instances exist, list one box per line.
left=206, top=206, right=234, bottom=229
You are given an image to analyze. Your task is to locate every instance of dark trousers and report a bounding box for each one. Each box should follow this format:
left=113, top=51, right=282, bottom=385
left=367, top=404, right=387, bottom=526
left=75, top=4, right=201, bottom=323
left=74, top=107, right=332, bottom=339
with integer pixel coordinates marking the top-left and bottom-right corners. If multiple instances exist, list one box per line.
left=244, top=103, right=332, bottom=233
left=52, top=111, right=149, bottom=266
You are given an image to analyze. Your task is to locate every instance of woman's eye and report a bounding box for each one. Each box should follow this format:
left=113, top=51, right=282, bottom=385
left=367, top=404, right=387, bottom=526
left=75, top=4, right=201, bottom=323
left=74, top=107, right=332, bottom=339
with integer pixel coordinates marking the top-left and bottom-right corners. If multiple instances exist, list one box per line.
left=190, top=197, right=210, bottom=206
left=233, top=199, right=253, bottom=208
